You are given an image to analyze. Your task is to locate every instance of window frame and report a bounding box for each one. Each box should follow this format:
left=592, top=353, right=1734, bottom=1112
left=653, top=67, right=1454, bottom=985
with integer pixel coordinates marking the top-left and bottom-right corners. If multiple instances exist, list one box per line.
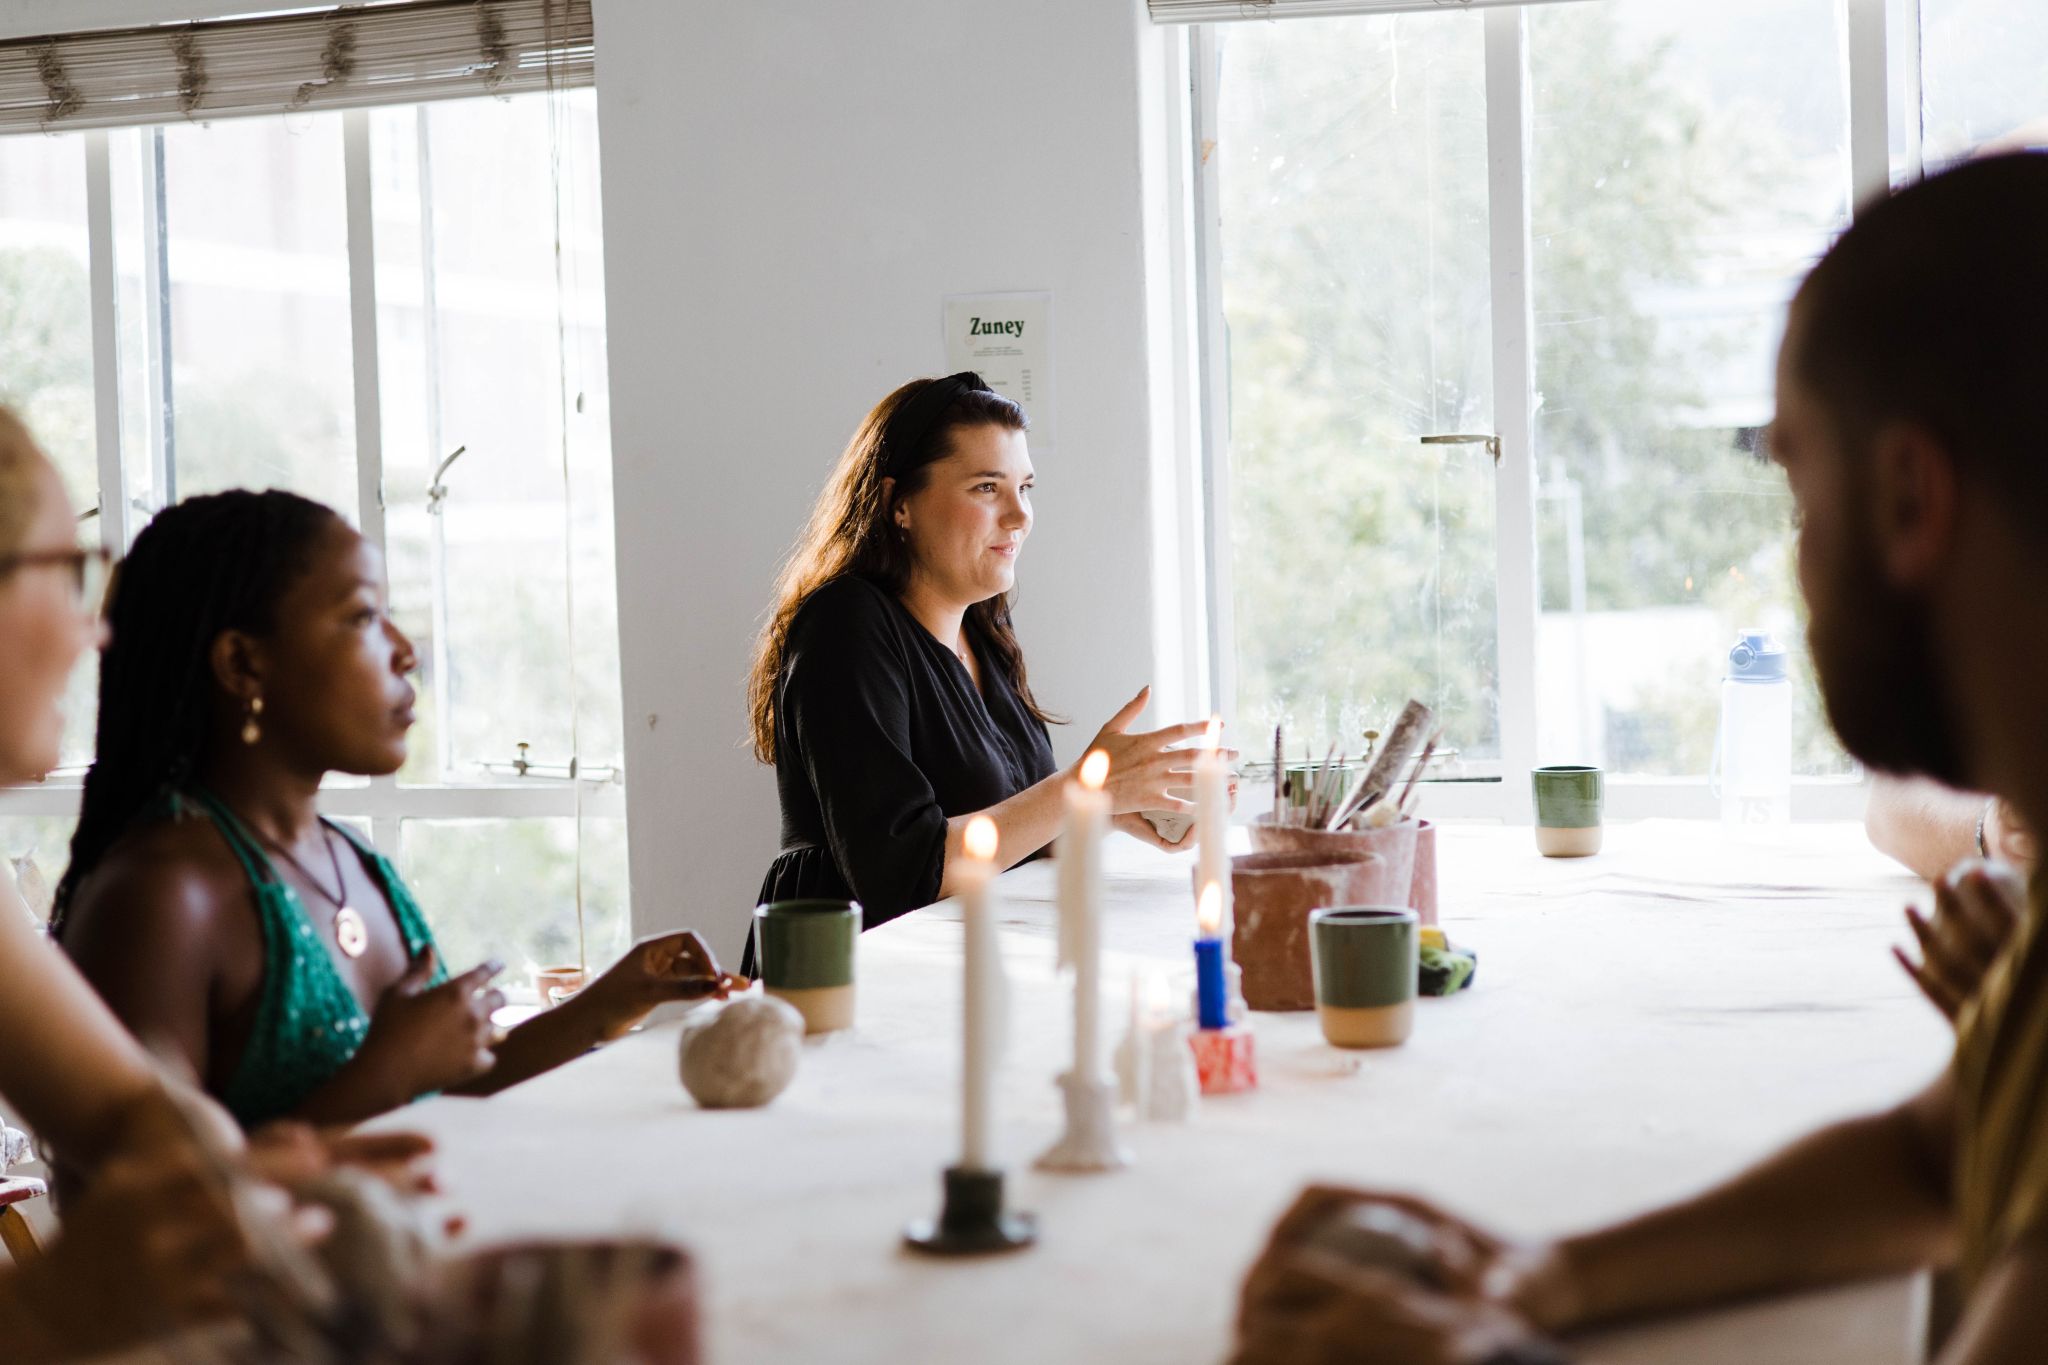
left=0, top=105, right=624, bottom=853
left=1179, top=0, right=1908, bottom=822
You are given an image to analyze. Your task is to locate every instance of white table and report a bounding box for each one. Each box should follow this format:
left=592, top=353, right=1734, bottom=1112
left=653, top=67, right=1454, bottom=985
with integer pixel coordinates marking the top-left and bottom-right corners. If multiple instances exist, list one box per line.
left=397, top=821, right=1951, bottom=1364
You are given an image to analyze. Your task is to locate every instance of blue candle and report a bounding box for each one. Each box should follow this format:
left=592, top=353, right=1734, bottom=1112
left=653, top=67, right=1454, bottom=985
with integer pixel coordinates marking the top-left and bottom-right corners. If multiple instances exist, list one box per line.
left=1194, top=936, right=1228, bottom=1030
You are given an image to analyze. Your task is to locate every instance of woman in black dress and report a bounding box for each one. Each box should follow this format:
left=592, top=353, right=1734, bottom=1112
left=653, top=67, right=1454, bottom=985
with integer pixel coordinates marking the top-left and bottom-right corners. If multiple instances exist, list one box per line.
left=745, top=372, right=1213, bottom=945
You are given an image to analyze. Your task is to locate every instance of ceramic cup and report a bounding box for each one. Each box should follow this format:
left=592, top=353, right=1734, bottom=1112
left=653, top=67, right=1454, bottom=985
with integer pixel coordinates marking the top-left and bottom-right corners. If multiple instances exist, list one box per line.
left=1281, top=761, right=1367, bottom=815
left=534, top=963, right=587, bottom=1007
left=1532, top=765, right=1604, bottom=857
left=753, top=899, right=859, bottom=1035
left=1309, top=906, right=1418, bottom=1049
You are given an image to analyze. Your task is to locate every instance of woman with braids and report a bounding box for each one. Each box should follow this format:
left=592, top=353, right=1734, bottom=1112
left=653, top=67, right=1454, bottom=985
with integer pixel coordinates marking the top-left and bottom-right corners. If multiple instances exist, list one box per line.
left=52, top=487, right=739, bottom=1130
left=746, top=372, right=1222, bottom=958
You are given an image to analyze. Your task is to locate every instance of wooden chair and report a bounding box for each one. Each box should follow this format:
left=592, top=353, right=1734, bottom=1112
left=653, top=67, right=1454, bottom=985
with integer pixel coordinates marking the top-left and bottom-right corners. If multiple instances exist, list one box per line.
left=0, top=1175, right=47, bottom=1265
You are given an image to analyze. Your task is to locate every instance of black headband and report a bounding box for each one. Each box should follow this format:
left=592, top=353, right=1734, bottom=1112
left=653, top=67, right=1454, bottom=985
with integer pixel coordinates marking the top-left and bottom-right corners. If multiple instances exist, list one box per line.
left=880, top=371, right=992, bottom=479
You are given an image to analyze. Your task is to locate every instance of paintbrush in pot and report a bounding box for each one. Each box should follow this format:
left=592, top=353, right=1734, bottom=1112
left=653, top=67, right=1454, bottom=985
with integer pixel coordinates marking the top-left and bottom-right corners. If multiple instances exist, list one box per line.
left=1313, top=743, right=1338, bottom=827
left=1272, top=725, right=1284, bottom=823
left=1345, top=701, right=1434, bottom=825
left=1326, top=766, right=1369, bottom=832
left=1390, top=729, right=1443, bottom=817
left=1331, top=780, right=1379, bottom=832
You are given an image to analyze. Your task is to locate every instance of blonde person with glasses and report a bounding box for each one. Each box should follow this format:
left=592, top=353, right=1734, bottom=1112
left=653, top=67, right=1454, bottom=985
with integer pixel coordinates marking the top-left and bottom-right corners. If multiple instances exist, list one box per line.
left=0, top=406, right=345, bottom=1360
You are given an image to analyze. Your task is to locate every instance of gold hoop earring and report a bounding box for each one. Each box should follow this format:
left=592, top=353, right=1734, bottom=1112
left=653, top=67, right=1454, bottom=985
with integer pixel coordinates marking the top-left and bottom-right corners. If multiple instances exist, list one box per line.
left=241, top=695, right=264, bottom=746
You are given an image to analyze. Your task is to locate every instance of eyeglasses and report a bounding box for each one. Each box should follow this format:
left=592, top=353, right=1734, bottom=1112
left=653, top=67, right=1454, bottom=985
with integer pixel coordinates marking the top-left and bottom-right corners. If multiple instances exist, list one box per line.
left=0, top=547, right=115, bottom=614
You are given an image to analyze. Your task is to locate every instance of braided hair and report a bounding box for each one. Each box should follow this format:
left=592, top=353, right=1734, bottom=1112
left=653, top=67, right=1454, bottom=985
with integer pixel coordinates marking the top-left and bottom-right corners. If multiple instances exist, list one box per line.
left=48, top=490, right=341, bottom=936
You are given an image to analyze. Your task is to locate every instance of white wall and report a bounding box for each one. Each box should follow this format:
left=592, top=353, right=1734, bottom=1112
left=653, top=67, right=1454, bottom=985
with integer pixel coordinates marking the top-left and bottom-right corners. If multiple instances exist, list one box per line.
left=591, top=0, right=1169, bottom=958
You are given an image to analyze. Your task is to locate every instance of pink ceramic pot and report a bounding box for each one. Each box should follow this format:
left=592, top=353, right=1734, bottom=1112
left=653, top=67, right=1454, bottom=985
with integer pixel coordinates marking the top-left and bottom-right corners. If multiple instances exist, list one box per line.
left=1227, top=850, right=1402, bottom=1011
left=1408, top=819, right=1439, bottom=927
left=1247, top=816, right=1421, bottom=898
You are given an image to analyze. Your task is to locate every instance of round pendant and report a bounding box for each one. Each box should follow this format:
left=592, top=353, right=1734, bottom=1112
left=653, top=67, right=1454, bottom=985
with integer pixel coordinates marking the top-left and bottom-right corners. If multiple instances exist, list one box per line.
left=334, top=906, right=369, bottom=959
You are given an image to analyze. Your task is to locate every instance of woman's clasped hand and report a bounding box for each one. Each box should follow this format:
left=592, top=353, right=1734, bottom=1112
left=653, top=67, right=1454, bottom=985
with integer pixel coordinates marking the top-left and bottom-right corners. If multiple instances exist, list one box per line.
left=1085, top=685, right=1238, bottom=850
left=344, top=951, right=509, bottom=1104
left=1231, top=1186, right=1575, bottom=1365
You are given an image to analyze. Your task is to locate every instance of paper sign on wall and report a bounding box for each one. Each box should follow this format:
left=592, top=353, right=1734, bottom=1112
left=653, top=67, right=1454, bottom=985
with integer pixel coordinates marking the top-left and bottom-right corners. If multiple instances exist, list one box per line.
left=943, top=292, right=1054, bottom=447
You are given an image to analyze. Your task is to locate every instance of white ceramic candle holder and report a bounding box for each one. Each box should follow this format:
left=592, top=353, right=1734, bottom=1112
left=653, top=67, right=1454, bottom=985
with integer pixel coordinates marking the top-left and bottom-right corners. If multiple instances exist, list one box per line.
left=1035, top=1072, right=1132, bottom=1172
left=1146, top=1022, right=1200, bottom=1122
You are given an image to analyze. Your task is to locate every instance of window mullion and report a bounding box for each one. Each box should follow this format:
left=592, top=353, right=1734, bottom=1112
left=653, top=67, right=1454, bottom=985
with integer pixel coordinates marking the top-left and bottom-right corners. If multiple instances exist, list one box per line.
left=83, top=130, right=128, bottom=555
left=140, top=128, right=175, bottom=509
left=1189, top=24, right=1235, bottom=722
left=342, top=109, right=387, bottom=555
left=342, top=108, right=399, bottom=800
left=1893, top=0, right=1922, bottom=185
left=1845, top=0, right=1891, bottom=212
left=1483, top=7, right=1540, bottom=824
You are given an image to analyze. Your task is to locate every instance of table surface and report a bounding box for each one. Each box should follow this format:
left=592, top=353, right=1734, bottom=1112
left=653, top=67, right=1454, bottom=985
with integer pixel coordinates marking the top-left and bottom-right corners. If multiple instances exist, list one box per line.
left=395, top=821, right=1953, bottom=1364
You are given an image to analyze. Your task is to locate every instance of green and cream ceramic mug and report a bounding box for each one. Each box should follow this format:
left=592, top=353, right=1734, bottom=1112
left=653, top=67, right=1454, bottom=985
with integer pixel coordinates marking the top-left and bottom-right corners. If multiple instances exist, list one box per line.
left=753, top=899, right=859, bottom=1035
left=1309, top=906, right=1418, bottom=1049
left=1532, top=765, right=1604, bottom=858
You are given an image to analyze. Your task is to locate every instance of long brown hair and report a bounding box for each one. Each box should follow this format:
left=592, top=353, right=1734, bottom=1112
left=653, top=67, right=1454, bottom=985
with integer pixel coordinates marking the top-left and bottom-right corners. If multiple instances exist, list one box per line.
left=747, top=375, right=1059, bottom=764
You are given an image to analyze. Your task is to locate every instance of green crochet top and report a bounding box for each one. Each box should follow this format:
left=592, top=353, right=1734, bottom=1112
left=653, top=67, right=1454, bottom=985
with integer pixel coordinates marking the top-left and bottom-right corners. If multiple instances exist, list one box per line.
left=182, top=788, right=444, bottom=1128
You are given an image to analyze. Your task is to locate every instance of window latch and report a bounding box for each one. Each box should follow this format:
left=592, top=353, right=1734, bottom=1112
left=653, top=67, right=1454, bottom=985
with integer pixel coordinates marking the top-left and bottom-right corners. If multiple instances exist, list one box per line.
left=475, top=742, right=620, bottom=784
left=427, top=445, right=469, bottom=514
left=1419, top=433, right=1502, bottom=466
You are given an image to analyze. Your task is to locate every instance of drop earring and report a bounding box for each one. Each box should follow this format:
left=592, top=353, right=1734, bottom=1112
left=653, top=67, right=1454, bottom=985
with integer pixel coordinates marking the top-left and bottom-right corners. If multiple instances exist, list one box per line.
left=241, top=695, right=264, bottom=746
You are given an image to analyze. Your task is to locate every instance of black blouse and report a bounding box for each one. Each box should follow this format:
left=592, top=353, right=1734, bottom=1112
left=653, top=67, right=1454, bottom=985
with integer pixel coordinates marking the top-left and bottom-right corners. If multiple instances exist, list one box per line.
left=757, top=575, right=1058, bottom=937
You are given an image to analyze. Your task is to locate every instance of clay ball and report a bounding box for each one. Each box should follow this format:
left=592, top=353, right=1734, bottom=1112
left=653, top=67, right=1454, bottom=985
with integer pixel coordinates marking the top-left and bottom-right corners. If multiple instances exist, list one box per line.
left=678, top=995, right=804, bottom=1109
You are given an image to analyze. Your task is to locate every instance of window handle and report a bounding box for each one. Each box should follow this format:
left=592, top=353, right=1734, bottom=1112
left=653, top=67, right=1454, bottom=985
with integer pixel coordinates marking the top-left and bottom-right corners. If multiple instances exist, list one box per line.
left=427, top=445, right=469, bottom=513
left=1420, top=433, right=1502, bottom=465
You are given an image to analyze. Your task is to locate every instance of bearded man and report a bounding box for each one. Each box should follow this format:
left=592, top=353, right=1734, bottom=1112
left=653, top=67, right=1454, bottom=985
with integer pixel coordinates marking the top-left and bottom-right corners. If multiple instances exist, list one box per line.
left=1232, top=153, right=2048, bottom=1365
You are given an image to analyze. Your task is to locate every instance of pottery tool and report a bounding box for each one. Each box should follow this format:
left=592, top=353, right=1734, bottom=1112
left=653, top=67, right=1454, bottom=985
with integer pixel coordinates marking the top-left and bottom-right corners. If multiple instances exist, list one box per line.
left=1345, top=700, right=1434, bottom=826
left=1312, top=744, right=1339, bottom=827
left=1271, top=725, right=1284, bottom=816
left=1390, top=728, right=1443, bottom=817
left=1326, top=760, right=1381, bottom=832
left=1325, top=766, right=1370, bottom=832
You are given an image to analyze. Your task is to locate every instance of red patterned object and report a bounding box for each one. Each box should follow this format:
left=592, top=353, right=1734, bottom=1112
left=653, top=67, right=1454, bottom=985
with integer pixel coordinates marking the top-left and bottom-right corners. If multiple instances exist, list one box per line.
left=1189, top=1025, right=1257, bottom=1095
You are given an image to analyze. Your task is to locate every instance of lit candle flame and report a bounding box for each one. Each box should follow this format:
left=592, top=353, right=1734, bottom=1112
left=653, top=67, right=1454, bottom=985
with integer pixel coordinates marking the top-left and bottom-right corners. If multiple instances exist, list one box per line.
left=964, top=815, right=999, bottom=862
left=1080, top=749, right=1110, bottom=791
left=1198, top=881, right=1223, bottom=937
left=1203, top=715, right=1223, bottom=752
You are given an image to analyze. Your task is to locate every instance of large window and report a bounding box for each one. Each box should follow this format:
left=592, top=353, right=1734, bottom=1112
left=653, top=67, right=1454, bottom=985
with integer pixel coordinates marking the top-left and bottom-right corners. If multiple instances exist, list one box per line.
left=0, top=89, right=627, bottom=979
left=1214, top=15, right=1499, bottom=770
left=1197, top=0, right=1945, bottom=815
left=1919, top=1, right=2048, bottom=169
left=1525, top=0, right=1852, bottom=780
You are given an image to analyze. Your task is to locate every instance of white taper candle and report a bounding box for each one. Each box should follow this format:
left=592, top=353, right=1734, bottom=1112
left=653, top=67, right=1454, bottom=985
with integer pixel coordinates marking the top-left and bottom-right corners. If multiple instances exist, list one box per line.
left=1194, top=717, right=1234, bottom=942
left=960, top=815, right=1000, bottom=1170
left=1059, top=751, right=1111, bottom=1084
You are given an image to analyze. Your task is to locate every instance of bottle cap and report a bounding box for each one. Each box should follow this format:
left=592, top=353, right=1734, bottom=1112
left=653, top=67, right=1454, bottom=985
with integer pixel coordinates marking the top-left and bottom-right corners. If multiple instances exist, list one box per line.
left=1726, top=629, right=1789, bottom=683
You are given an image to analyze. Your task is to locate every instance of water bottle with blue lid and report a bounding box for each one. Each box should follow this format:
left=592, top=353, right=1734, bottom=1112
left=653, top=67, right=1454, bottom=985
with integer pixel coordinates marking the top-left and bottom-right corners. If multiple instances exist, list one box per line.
left=1716, top=629, right=1792, bottom=829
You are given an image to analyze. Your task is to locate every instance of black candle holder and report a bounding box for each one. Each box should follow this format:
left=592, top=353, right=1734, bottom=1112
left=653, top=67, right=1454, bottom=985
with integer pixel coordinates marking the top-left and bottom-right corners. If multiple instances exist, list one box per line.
left=903, top=1165, right=1037, bottom=1256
